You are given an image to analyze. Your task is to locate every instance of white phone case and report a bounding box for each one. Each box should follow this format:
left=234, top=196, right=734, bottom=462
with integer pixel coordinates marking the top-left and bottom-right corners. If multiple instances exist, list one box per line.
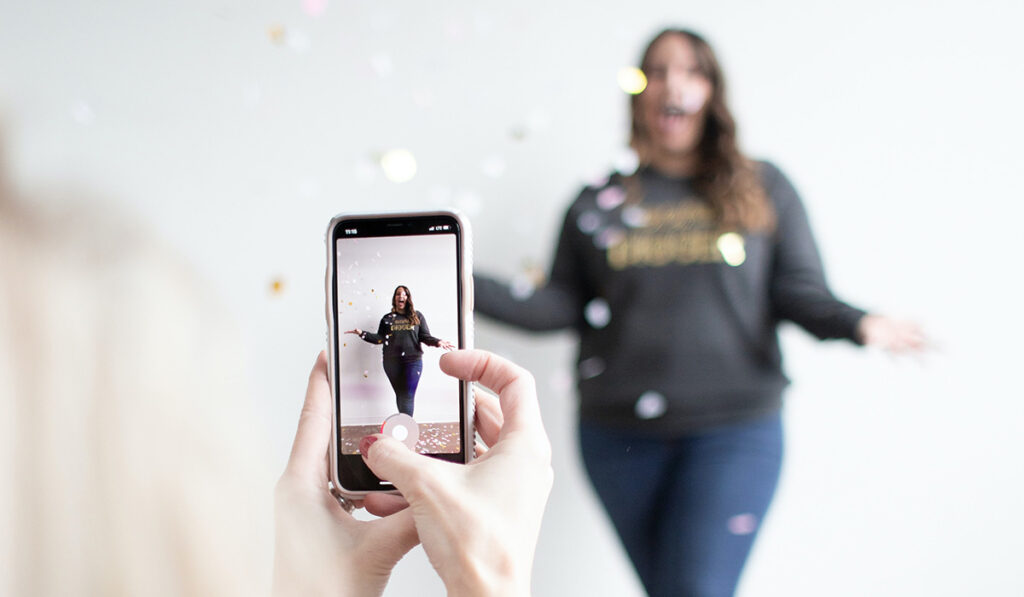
left=325, top=210, right=474, bottom=499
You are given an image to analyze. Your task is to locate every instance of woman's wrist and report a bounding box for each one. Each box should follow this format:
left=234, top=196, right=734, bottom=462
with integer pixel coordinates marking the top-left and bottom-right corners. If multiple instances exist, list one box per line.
left=442, top=545, right=531, bottom=597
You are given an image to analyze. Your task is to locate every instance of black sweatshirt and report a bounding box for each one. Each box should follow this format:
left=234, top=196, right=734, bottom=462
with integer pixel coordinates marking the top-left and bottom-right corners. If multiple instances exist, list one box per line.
left=359, top=311, right=442, bottom=363
left=475, top=162, right=866, bottom=434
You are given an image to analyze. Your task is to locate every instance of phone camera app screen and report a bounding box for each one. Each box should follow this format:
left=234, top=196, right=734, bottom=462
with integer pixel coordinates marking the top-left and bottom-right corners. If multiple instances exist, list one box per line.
left=335, top=226, right=461, bottom=458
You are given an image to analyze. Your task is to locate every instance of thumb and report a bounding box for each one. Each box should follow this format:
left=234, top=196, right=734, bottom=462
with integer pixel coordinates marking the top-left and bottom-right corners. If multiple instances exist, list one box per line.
left=361, top=435, right=441, bottom=495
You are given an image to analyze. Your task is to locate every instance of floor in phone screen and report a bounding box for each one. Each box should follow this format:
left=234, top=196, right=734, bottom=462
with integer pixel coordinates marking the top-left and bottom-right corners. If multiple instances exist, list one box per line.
left=342, top=422, right=460, bottom=455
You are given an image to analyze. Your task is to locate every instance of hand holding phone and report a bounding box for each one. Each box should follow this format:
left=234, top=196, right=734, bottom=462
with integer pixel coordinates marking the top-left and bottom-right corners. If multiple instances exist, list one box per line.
left=273, top=351, right=418, bottom=597
left=361, top=350, right=554, bottom=596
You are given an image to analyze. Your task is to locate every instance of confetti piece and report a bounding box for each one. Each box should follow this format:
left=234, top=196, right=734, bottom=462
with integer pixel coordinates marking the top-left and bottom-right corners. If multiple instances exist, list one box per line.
left=380, top=149, right=417, bottom=183
left=728, top=513, right=758, bottom=535
left=268, top=25, right=286, bottom=44
left=635, top=391, right=667, bottom=419
left=594, top=227, right=626, bottom=249
left=622, top=205, right=648, bottom=228
left=577, top=211, right=601, bottom=234
left=717, top=232, right=747, bottom=266
left=613, top=147, right=639, bottom=175
left=578, top=357, right=606, bottom=380
left=617, top=66, right=647, bottom=95
left=584, top=298, right=611, bottom=329
left=596, top=186, right=626, bottom=210
left=301, top=0, right=328, bottom=17
left=270, top=278, right=285, bottom=294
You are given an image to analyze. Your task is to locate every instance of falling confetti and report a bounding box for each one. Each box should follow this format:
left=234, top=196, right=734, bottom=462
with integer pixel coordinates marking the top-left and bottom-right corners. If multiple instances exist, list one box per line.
left=584, top=298, right=611, bottom=329
left=717, top=232, right=746, bottom=266
left=594, top=227, right=626, bottom=249
left=727, top=513, right=758, bottom=535
left=596, top=186, right=626, bottom=211
left=301, top=0, right=328, bottom=17
left=363, top=370, right=369, bottom=378
left=682, top=88, right=709, bottom=114
left=617, top=66, right=647, bottom=95
left=510, top=273, right=537, bottom=300
left=613, top=147, right=640, bottom=175
left=622, top=205, right=648, bottom=228
left=380, top=149, right=417, bottom=183
left=270, top=278, right=285, bottom=295
left=577, top=210, right=601, bottom=234
left=267, top=25, right=286, bottom=44
left=578, top=357, right=606, bottom=380
left=634, top=391, right=667, bottom=419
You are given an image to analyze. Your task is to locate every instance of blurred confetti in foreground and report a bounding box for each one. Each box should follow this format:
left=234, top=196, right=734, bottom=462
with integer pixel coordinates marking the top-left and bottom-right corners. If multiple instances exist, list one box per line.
left=379, top=149, right=417, bottom=183
left=302, top=0, right=328, bottom=17
left=613, top=147, right=640, bottom=175
left=578, top=356, right=606, bottom=380
left=716, top=232, right=746, bottom=266
left=584, top=298, right=611, bottom=329
left=617, top=66, right=647, bottom=95
left=634, top=391, right=667, bottom=419
left=270, top=277, right=285, bottom=295
left=267, top=25, right=286, bottom=44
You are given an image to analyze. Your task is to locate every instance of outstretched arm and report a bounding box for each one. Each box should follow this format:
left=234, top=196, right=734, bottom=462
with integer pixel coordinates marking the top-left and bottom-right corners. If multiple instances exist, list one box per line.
left=766, top=164, right=927, bottom=353
left=767, top=164, right=867, bottom=341
left=346, top=317, right=388, bottom=344
left=475, top=201, right=591, bottom=332
left=416, top=313, right=455, bottom=351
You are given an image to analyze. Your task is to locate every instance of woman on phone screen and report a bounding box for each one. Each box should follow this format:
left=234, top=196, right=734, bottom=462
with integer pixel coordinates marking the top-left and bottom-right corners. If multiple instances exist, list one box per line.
left=474, top=28, right=925, bottom=596
left=347, top=285, right=454, bottom=417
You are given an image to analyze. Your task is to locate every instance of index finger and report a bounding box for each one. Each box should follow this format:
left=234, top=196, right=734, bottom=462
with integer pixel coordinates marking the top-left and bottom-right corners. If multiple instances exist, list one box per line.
left=439, top=349, right=542, bottom=438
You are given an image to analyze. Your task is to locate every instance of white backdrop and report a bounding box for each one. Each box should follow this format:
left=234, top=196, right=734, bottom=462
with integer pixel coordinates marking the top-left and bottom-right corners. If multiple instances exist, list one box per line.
left=3, top=1, right=1023, bottom=595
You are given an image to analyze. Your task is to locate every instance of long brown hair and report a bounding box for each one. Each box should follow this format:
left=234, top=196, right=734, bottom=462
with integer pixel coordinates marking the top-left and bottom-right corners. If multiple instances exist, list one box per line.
left=630, top=28, right=776, bottom=233
left=391, top=285, right=420, bottom=325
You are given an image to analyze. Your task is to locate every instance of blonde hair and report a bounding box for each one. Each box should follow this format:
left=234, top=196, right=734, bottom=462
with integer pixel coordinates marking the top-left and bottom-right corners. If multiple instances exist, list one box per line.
left=1, top=189, right=272, bottom=596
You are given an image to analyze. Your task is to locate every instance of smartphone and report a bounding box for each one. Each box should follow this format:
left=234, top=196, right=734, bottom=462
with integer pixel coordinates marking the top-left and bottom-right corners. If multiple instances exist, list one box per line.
left=326, top=211, right=474, bottom=497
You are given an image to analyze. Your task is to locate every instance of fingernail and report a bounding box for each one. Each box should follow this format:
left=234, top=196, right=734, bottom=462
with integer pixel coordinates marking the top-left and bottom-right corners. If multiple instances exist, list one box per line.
left=359, top=435, right=378, bottom=456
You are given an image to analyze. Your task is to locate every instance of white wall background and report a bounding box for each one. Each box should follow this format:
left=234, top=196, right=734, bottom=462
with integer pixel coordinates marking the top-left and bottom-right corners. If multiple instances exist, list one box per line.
left=3, top=1, right=1023, bottom=595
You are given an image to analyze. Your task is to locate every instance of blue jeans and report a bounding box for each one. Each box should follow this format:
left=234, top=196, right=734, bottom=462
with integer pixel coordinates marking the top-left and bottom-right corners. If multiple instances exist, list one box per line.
left=579, top=412, right=783, bottom=597
left=382, top=359, right=423, bottom=416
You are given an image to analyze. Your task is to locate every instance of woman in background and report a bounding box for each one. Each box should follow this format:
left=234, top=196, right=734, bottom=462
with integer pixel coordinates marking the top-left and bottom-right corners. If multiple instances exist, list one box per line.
left=347, top=285, right=454, bottom=417
left=474, top=28, right=925, bottom=596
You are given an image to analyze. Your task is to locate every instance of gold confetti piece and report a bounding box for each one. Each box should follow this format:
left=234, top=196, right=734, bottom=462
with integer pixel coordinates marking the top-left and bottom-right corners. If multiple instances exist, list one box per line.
left=270, top=278, right=285, bottom=294
left=617, top=67, right=648, bottom=95
left=267, top=25, right=286, bottom=44
left=348, top=301, right=353, bottom=306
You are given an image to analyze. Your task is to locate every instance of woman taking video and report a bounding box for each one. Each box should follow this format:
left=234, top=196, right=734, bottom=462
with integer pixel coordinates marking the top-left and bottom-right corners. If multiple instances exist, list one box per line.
left=474, top=28, right=925, bottom=596
left=347, top=285, right=454, bottom=417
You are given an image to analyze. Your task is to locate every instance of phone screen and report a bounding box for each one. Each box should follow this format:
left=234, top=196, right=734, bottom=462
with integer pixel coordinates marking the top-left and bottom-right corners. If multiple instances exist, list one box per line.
left=330, top=214, right=467, bottom=491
